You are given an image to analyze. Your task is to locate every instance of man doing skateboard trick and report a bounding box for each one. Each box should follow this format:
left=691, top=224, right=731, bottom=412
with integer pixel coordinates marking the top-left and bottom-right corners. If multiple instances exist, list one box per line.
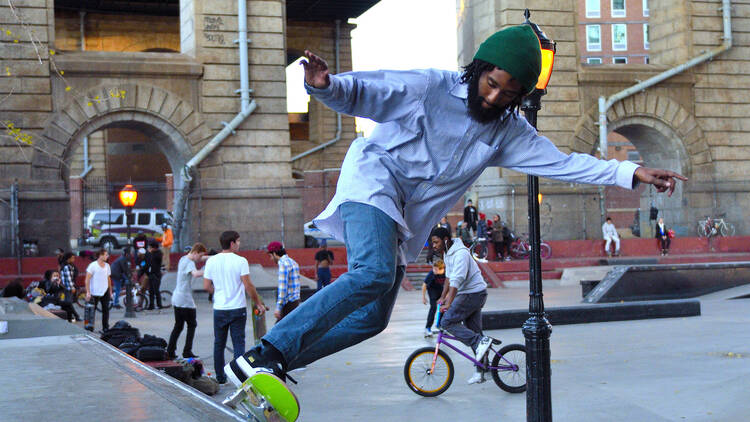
left=223, top=24, right=686, bottom=417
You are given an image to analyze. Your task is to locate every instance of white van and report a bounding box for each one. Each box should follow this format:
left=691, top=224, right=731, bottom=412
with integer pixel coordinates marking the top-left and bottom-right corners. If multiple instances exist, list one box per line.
left=84, top=208, right=172, bottom=250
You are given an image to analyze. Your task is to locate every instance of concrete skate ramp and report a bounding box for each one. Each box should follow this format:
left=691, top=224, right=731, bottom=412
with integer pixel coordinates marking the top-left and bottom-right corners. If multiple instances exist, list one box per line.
left=0, top=298, right=244, bottom=422
left=583, top=261, right=750, bottom=303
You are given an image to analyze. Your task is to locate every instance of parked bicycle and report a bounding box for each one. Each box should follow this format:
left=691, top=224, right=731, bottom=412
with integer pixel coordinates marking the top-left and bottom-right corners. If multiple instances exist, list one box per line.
left=469, top=236, right=489, bottom=260
left=403, top=306, right=527, bottom=396
left=697, top=214, right=735, bottom=238
left=509, top=233, right=552, bottom=260
left=75, top=279, right=171, bottom=311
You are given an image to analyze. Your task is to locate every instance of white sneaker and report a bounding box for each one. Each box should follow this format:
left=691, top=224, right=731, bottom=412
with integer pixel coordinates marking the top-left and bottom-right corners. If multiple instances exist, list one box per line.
left=475, top=336, right=492, bottom=361
left=424, top=328, right=433, bottom=337
left=467, top=369, right=486, bottom=384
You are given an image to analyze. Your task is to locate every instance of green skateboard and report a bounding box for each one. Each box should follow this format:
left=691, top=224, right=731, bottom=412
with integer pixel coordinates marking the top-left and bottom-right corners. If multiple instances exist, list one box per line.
left=223, top=368, right=300, bottom=422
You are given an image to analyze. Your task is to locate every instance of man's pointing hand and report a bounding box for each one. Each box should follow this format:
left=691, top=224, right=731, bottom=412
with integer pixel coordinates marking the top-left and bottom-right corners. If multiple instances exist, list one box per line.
left=634, top=167, right=688, bottom=197
left=301, top=50, right=330, bottom=89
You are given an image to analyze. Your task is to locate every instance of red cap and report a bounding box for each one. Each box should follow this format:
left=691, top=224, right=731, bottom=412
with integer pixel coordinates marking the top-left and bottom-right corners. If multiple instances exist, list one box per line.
left=267, top=241, right=283, bottom=253
left=479, top=212, right=486, bottom=220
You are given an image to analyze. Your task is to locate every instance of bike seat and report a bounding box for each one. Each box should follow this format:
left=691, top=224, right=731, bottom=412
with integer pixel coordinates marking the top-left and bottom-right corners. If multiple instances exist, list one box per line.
left=490, top=337, right=502, bottom=345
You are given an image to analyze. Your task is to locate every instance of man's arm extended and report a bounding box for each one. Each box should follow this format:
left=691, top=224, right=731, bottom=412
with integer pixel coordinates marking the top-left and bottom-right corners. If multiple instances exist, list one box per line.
left=301, top=50, right=429, bottom=123
left=203, top=277, right=214, bottom=294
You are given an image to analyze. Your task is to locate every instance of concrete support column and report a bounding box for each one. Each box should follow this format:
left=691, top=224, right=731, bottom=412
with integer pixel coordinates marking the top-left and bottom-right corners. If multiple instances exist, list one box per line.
left=69, top=176, right=83, bottom=249
left=165, top=173, right=174, bottom=212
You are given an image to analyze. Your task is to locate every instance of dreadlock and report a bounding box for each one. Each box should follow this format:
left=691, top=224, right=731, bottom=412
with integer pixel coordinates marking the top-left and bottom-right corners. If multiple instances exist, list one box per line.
left=460, top=58, right=524, bottom=118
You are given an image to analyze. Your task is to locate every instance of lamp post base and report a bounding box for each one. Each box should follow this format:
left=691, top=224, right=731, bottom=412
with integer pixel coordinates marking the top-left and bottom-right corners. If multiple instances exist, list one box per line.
left=124, top=281, right=136, bottom=318
left=522, top=314, right=552, bottom=422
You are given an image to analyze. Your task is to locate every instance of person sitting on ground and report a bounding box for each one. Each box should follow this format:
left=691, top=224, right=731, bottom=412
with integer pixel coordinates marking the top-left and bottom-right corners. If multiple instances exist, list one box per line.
left=45, top=269, right=78, bottom=322
left=1, top=278, right=25, bottom=299
left=421, top=260, right=446, bottom=337
left=431, top=227, right=492, bottom=384
left=655, top=217, right=671, bottom=256
left=602, top=217, right=621, bottom=257
left=168, top=242, right=207, bottom=360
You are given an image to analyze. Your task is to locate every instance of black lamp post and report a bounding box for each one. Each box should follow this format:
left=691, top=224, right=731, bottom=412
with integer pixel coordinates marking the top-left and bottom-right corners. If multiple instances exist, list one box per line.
left=520, top=9, right=556, bottom=422
left=119, top=185, right=138, bottom=318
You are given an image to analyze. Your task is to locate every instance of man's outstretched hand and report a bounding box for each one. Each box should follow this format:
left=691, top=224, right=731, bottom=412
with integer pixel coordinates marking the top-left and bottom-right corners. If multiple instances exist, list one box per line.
left=301, top=50, right=330, bottom=89
left=634, top=167, right=688, bottom=196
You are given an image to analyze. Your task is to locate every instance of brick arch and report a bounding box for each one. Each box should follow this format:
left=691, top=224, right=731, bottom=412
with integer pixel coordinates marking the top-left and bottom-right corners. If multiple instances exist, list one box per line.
left=568, top=92, right=711, bottom=179
left=31, top=83, right=211, bottom=181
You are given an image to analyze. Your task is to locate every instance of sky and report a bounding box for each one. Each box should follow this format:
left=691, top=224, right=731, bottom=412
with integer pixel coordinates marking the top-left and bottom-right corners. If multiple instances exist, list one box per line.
left=286, top=0, right=458, bottom=135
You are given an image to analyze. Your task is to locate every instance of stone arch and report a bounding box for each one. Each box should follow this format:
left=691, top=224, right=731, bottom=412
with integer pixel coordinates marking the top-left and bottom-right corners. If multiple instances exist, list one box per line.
left=568, top=92, right=712, bottom=182
left=32, top=83, right=211, bottom=183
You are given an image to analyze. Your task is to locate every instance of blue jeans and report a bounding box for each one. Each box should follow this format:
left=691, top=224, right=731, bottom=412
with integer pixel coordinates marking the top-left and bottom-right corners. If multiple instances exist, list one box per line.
left=263, top=202, right=404, bottom=370
left=111, top=276, right=125, bottom=306
left=316, top=267, right=332, bottom=291
left=213, top=307, right=247, bottom=382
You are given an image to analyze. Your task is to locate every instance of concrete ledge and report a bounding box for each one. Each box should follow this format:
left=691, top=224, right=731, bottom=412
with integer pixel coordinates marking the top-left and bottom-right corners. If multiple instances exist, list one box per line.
left=482, top=299, right=701, bottom=330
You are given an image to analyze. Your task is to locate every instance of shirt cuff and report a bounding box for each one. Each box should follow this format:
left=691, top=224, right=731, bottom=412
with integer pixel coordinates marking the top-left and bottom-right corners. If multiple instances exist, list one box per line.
left=304, top=79, right=335, bottom=98
left=615, top=160, right=641, bottom=190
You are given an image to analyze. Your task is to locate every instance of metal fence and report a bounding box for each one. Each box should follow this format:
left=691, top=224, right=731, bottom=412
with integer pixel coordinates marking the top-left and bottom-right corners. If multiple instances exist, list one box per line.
left=0, top=178, right=746, bottom=258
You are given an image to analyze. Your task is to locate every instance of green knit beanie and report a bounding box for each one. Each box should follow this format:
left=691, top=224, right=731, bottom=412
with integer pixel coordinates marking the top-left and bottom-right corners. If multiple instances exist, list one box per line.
left=473, top=25, right=541, bottom=94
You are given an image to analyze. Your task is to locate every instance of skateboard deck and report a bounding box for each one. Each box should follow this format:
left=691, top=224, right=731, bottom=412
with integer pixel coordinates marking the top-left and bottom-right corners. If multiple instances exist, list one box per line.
left=223, top=369, right=300, bottom=422
left=251, top=301, right=267, bottom=346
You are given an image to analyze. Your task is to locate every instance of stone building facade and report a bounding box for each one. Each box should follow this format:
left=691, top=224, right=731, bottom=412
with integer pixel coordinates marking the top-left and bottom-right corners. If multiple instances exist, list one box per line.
left=459, top=0, right=750, bottom=240
left=0, top=0, right=367, bottom=255
left=2, top=0, right=749, bottom=256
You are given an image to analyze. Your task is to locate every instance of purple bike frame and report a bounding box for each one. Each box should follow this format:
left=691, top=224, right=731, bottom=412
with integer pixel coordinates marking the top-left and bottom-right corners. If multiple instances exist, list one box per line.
left=432, top=303, right=517, bottom=373
left=432, top=330, right=519, bottom=372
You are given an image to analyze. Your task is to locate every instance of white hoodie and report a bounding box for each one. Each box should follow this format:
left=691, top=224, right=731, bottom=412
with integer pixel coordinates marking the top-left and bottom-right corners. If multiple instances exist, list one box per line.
left=445, top=238, right=487, bottom=295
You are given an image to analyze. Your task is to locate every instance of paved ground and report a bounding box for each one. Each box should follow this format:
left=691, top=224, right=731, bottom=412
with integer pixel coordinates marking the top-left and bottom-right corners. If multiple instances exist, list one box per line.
left=77, top=274, right=750, bottom=422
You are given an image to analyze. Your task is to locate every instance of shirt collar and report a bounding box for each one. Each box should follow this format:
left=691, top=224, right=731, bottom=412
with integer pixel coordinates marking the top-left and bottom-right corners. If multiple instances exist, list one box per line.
left=450, top=79, right=468, bottom=99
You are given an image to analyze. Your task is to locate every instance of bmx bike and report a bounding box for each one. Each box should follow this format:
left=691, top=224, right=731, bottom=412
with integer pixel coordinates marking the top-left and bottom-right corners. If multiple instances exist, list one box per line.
left=403, top=306, right=527, bottom=396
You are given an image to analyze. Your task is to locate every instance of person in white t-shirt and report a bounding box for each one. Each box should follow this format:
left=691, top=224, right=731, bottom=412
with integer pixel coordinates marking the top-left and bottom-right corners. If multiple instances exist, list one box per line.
left=84, top=248, right=112, bottom=331
left=167, top=242, right=207, bottom=360
left=203, top=231, right=266, bottom=384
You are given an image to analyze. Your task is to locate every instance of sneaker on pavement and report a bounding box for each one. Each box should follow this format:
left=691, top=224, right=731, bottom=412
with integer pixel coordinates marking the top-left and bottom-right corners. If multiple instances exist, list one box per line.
left=423, top=328, right=433, bottom=337
left=475, top=336, right=492, bottom=361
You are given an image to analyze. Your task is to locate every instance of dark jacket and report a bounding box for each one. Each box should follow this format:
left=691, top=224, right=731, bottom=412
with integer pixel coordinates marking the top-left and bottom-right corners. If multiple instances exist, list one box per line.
left=111, top=254, right=131, bottom=280
left=463, top=206, right=478, bottom=225
left=655, top=223, right=669, bottom=238
left=147, top=249, right=163, bottom=277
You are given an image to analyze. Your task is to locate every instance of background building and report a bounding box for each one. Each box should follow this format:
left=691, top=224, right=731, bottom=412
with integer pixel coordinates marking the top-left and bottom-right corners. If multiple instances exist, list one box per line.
left=579, top=0, right=651, bottom=65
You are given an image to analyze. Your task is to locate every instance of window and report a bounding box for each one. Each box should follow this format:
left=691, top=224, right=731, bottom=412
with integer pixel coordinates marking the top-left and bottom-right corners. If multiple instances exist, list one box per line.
left=587, top=57, right=603, bottom=65
left=612, top=0, right=626, bottom=17
left=645, top=56, right=650, bottom=64
left=613, top=56, right=628, bottom=64
left=586, top=0, right=601, bottom=18
left=93, top=212, right=123, bottom=225
left=587, top=25, right=601, bottom=51
left=137, top=213, right=151, bottom=225
left=612, top=24, right=627, bottom=50
left=155, top=213, right=167, bottom=226
left=643, top=0, right=649, bottom=16
left=627, top=150, right=642, bottom=162
left=643, top=24, right=649, bottom=49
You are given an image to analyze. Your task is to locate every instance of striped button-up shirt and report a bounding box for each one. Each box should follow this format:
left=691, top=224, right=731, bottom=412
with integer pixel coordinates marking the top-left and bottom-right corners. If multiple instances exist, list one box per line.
left=60, top=263, right=75, bottom=292
left=277, top=255, right=301, bottom=310
left=306, top=69, right=639, bottom=263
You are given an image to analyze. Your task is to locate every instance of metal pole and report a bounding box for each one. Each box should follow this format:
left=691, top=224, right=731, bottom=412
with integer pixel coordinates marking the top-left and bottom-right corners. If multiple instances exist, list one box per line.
left=521, top=89, right=553, bottom=422
left=124, top=207, right=135, bottom=318
left=280, top=186, right=285, bottom=245
left=11, top=182, right=21, bottom=274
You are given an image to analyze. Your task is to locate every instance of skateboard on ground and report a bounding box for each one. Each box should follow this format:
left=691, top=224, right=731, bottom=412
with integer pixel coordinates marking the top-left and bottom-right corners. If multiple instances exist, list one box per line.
left=83, top=301, right=95, bottom=331
left=251, top=300, right=268, bottom=346
left=222, top=367, right=300, bottom=422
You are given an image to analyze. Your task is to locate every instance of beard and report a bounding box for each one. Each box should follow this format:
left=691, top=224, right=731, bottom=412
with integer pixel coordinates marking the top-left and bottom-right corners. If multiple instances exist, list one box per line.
left=466, top=77, right=510, bottom=124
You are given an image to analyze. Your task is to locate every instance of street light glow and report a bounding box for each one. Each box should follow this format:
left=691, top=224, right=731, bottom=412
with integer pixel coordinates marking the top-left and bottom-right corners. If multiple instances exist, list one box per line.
left=119, top=184, right=137, bottom=208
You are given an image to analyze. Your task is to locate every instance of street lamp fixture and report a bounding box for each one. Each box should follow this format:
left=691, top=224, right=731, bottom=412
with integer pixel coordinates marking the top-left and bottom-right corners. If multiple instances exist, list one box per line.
left=118, top=184, right=137, bottom=318
left=520, top=9, right=556, bottom=422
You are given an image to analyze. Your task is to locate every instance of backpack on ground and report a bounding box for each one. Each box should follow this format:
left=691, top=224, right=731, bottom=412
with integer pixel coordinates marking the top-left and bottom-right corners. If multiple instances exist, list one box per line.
left=140, top=334, right=167, bottom=348
left=191, top=375, right=220, bottom=396
left=136, top=345, right=168, bottom=361
left=118, top=340, right=141, bottom=356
